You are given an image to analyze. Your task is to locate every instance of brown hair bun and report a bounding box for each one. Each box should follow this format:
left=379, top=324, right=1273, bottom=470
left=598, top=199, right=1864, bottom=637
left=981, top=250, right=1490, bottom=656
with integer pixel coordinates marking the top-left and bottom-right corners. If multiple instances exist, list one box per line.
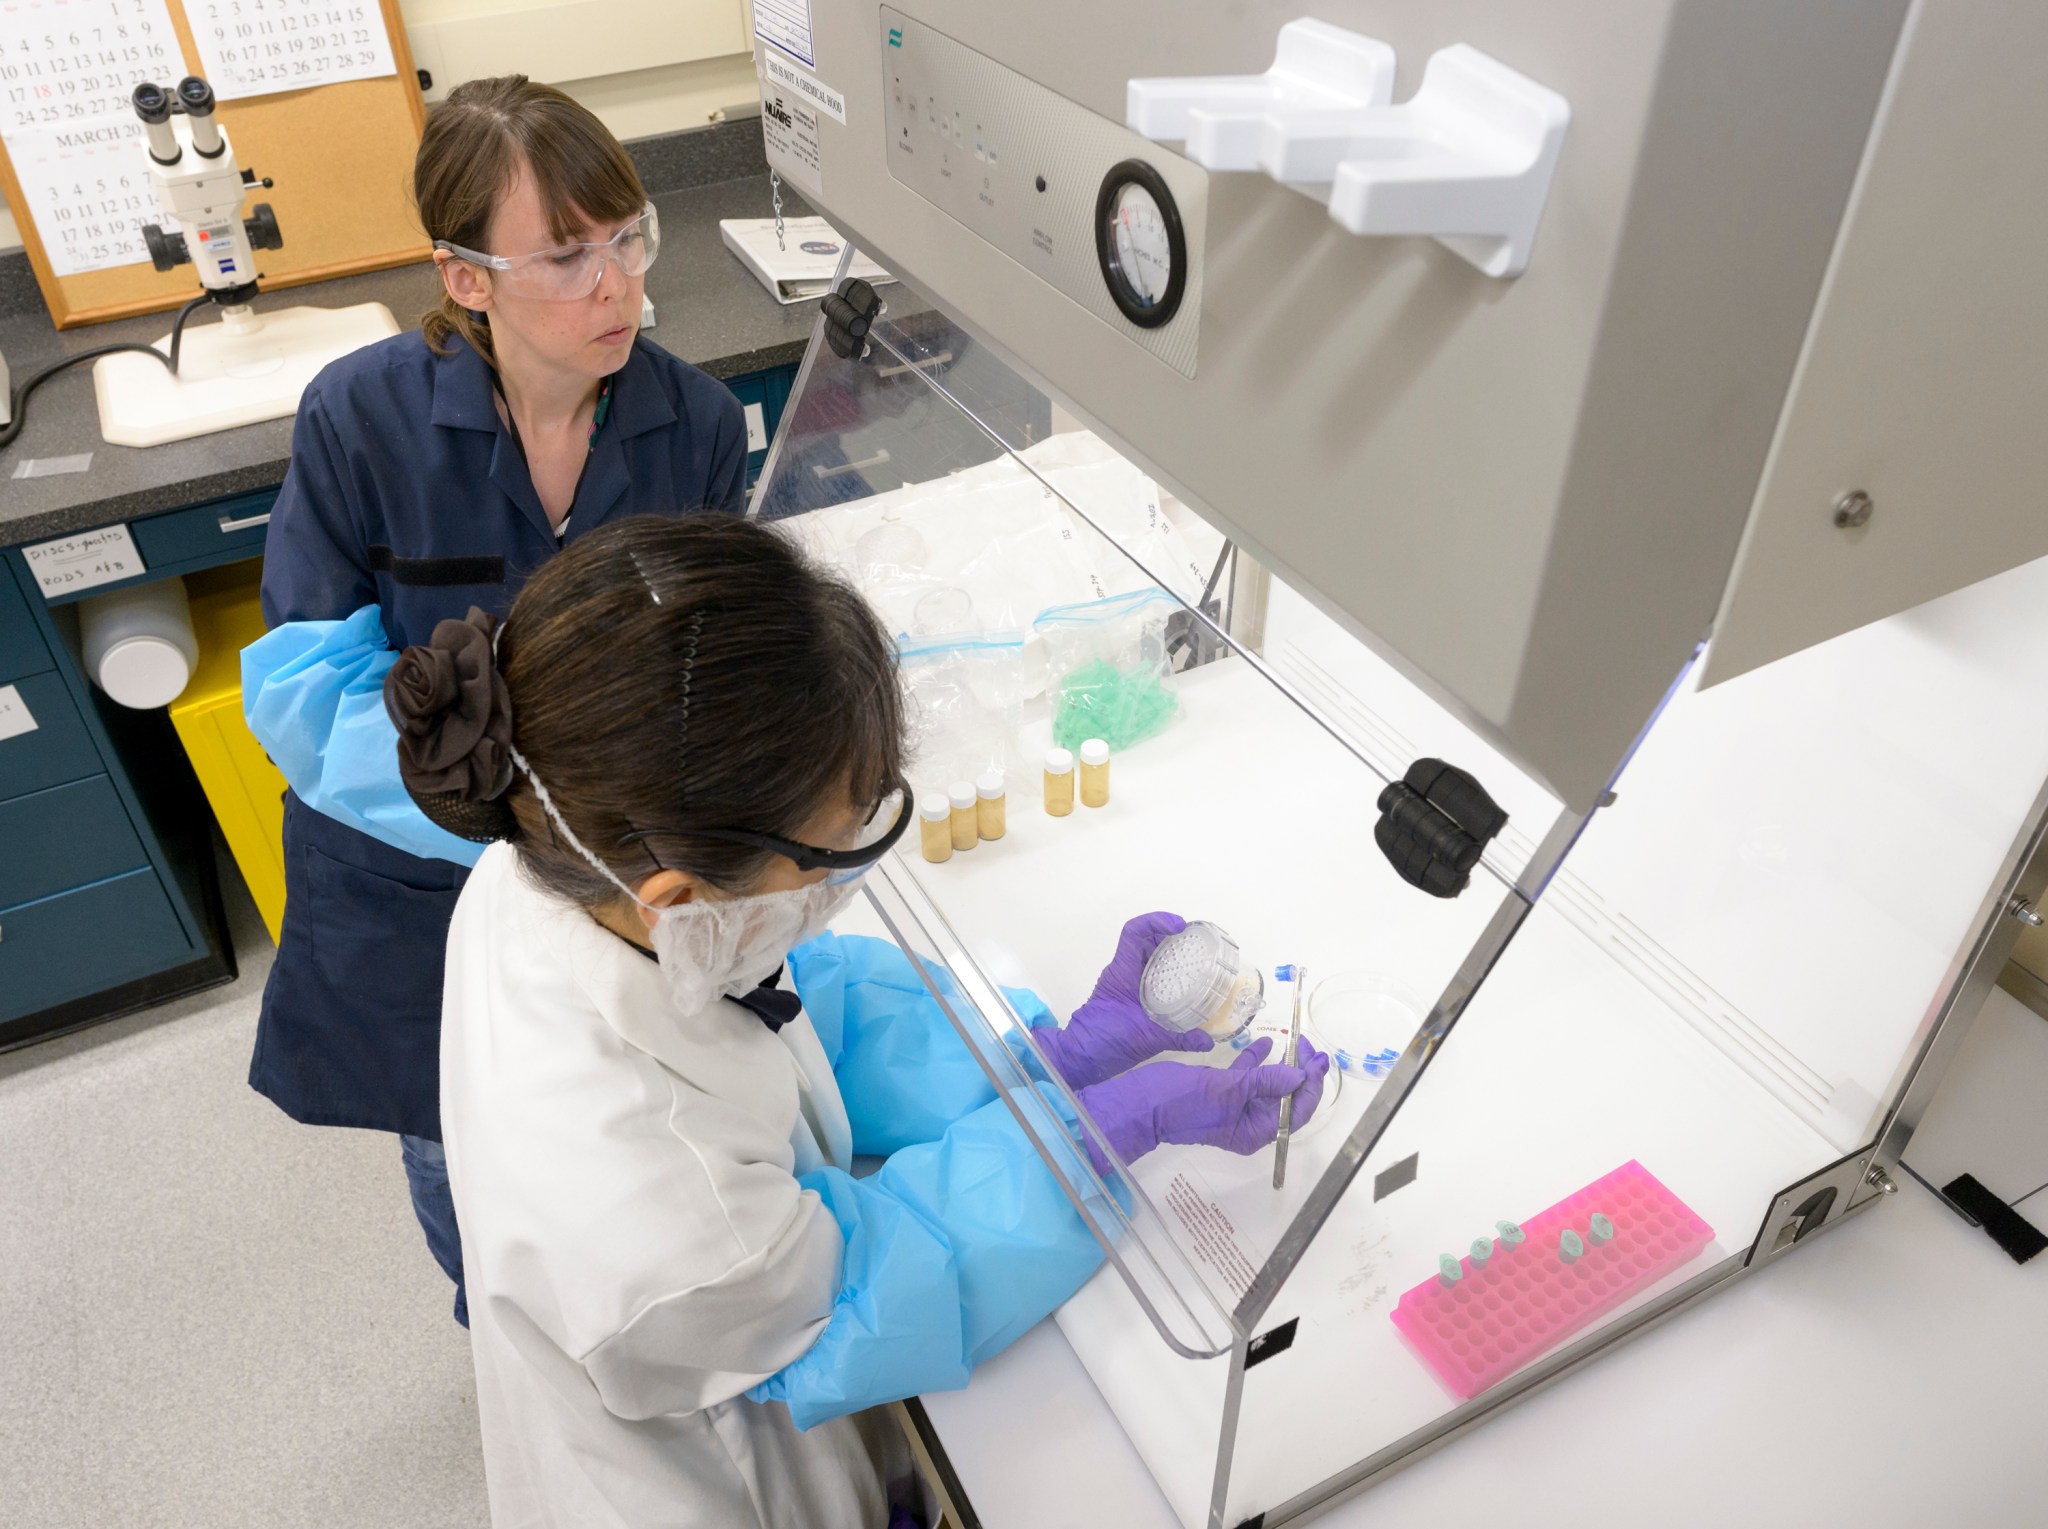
left=383, top=607, right=517, bottom=842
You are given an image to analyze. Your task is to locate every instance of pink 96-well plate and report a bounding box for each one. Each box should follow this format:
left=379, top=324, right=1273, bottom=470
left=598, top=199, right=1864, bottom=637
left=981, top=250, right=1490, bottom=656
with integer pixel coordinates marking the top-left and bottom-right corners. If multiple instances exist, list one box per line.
left=1391, top=1160, right=1714, bottom=1399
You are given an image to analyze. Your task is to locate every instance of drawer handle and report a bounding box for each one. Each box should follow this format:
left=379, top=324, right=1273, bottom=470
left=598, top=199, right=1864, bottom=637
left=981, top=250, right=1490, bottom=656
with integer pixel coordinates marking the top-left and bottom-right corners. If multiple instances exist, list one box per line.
left=875, top=350, right=953, bottom=379
left=218, top=510, right=272, bottom=533
left=813, top=449, right=892, bottom=482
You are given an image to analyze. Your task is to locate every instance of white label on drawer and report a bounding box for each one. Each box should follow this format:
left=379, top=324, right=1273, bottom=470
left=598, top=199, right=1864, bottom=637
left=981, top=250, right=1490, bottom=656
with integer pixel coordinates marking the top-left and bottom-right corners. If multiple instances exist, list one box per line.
left=22, top=525, right=145, bottom=598
left=0, top=685, right=36, bottom=743
left=744, top=401, right=767, bottom=452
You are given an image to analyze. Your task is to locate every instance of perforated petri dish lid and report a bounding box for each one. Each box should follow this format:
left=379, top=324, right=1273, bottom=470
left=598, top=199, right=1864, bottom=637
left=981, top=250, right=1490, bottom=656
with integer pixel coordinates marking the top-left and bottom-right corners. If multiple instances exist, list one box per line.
left=1141, top=920, right=1265, bottom=1038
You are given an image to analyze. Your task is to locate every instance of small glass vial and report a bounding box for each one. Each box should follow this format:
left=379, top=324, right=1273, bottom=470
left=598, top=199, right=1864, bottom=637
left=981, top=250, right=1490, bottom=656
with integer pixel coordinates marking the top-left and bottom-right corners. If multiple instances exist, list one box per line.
left=975, top=771, right=1007, bottom=841
left=918, top=792, right=953, bottom=864
left=1079, top=737, right=1110, bottom=808
left=948, top=781, right=979, bottom=851
left=1044, top=748, right=1076, bottom=817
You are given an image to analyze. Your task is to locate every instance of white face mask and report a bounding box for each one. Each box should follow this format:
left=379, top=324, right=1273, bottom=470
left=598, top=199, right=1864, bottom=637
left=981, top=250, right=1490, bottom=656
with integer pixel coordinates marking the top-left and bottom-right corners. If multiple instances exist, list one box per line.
left=510, top=748, right=864, bottom=1015
left=643, top=877, right=860, bottom=1015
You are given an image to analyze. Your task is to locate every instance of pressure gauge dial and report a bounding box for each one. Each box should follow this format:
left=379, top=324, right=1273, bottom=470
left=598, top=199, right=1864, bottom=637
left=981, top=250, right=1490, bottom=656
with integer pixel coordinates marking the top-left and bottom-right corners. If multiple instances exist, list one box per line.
left=1094, top=159, right=1187, bottom=329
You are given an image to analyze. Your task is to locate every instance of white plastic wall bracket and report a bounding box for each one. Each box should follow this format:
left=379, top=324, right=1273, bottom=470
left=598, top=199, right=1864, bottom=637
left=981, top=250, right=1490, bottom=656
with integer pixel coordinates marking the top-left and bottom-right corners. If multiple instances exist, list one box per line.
left=1129, top=27, right=1570, bottom=279
left=1315, top=44, right=1569, bottom=278
left=1127, top=18, right=1396, bottom=172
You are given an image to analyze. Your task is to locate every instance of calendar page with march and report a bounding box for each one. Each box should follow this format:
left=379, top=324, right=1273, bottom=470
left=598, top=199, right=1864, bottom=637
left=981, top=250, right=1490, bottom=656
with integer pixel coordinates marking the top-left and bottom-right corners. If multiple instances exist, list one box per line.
left=1, top=0, right=398, bottom=280
left=2, top=0, right=185, bottom=276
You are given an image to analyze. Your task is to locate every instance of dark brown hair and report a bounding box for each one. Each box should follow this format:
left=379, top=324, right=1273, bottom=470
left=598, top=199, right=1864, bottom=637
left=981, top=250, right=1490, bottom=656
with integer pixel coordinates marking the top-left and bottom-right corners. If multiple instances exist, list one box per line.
left=413, top=75, right=646, bottom=362
left=487, top=516, right=905, bottom=907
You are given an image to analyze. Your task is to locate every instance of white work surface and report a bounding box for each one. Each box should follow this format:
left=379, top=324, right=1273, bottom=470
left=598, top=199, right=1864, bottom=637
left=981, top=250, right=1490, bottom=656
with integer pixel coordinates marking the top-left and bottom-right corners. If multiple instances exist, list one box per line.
left=870, top=651, right=1848, bottom=1526
left=817, top=528, right=2048, bottom=1525
left=922, top=993, right=2048, bottom=1528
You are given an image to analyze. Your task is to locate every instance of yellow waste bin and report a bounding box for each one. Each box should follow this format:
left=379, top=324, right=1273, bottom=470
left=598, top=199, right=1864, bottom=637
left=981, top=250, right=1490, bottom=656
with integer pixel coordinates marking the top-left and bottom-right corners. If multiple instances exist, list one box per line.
left=170, top=562, right=287, bottom=944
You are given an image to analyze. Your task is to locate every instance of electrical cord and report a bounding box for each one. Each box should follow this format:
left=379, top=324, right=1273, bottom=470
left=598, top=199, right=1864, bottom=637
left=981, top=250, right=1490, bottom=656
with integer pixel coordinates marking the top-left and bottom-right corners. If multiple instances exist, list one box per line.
left=164, top=291, right=211, bottom=373
left=0, top=292, right=213, bottom=453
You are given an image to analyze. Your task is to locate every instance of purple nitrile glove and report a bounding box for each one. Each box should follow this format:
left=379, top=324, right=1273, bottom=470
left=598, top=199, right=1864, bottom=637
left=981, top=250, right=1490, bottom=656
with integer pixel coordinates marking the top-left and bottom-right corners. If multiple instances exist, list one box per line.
left=1076, top=1036, right=1331, bottom=1170
left=1030, top=911, right=1215, bottom=1090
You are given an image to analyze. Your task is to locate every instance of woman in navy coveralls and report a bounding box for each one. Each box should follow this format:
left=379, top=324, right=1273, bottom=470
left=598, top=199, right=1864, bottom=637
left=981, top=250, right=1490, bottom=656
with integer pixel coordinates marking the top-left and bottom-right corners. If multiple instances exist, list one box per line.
left=241, top=77, right=747, bottom=1323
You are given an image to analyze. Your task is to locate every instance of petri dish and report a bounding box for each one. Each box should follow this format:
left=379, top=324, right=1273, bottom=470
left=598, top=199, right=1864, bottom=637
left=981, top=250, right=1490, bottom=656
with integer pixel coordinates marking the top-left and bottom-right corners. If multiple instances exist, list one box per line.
left=1228, top=980, right=1344, bottom=1139
left=1309, top=969, right=1426, bottom=1083
left=854, top=522, right=928, bottom=583
left=913, top=585, right=979, bottom=634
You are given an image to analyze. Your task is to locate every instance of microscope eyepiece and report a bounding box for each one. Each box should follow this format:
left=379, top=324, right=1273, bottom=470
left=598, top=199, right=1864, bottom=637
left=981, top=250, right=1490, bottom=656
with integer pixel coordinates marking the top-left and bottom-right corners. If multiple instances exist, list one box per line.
left=178, top=76, right=225, bottom=157
left=133, top=82, right=181, bottom=163
left=176, top=76, right=217, bottom=117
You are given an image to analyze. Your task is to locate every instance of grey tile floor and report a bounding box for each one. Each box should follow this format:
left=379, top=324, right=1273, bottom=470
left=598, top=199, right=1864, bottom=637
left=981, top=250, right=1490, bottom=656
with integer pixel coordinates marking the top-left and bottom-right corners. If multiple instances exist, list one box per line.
left=0, top=859, right=488, bottom=1528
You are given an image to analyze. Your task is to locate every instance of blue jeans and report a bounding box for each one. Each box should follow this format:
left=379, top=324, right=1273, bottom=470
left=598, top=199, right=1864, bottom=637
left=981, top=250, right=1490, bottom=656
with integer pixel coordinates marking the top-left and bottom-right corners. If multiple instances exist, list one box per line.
left=400, top=1134, right=468, bottom=1328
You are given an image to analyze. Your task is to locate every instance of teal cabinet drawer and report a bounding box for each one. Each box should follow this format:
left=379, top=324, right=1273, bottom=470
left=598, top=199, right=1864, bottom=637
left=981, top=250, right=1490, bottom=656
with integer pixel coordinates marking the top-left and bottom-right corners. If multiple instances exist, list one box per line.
left=724, top=373, right=773, bottom=484
left=0, top=562, right=51, bottom=685
left=129, top=490, right=275, bottom=568
left=0, top=776, right=147, bottom=909
left=0, top=868, right=189, bottom=1024
left=725, top=372, right=771, bottom=411
left=0, top=671, right=101, bottom=800
left=763, top=365, right=792, bottom=435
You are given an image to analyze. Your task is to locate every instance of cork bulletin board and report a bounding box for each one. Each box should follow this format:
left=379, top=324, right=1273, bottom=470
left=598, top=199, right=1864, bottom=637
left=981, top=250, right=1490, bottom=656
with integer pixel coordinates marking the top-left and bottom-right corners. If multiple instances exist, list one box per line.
left=0, top=0, right=429, bottom=328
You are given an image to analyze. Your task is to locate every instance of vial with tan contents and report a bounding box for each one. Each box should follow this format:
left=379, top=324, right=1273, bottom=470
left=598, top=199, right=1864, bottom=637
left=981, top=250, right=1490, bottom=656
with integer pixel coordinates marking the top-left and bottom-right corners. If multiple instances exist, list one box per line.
left=975, top=771, right=1006, bottom=840
left=948, top=781, right=979, bottom=851
left=1079, top=737, right=1111, bottom=808
left=918, top=792, right=954, bottom=864
left=1044, top=748, right=1076, bottom=817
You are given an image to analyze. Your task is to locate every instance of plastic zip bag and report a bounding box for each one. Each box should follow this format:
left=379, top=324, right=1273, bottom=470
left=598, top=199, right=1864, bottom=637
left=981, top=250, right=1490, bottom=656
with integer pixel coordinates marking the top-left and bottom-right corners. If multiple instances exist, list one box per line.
left=780, top=435, right=1215, bottom=645
left=1035, top=588, right=1182, bottom=753
left=897, top=632, right=1031, bottom=790
left=1017, top=434, right=1214, bottom=606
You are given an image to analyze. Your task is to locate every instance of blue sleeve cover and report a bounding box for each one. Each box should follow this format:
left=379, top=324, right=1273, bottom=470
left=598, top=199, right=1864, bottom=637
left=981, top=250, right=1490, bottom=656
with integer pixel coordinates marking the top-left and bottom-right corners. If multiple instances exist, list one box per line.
left=241, top=605, right=484, bottom=867
left=788, top=931, right=1056, bottom=1155
left=746, top=1086, right=1107, bottom=1429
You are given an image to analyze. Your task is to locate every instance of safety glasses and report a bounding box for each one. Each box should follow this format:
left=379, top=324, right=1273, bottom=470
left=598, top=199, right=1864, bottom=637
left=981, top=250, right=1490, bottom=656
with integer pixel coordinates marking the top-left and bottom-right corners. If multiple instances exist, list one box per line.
left=435, top=202, right=661, bottom=302
left=619, top=784, right=913, bottom=883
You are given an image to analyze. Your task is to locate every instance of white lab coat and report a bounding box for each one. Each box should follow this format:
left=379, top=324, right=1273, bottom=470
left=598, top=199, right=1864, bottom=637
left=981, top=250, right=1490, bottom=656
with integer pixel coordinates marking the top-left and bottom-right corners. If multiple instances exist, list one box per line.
left=439, top=841, right=887, bottom=1529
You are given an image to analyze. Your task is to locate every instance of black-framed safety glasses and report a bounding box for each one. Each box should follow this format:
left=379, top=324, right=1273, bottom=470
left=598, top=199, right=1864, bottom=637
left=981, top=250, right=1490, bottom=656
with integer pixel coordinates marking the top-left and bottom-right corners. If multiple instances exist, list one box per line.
left=618, top=784, right=912, bottom=885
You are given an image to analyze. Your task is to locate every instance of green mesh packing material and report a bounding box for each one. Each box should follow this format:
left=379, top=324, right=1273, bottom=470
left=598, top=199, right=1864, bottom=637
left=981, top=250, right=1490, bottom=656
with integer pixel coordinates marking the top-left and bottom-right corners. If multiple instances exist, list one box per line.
left=1051, top=659, right=1179, bottom=752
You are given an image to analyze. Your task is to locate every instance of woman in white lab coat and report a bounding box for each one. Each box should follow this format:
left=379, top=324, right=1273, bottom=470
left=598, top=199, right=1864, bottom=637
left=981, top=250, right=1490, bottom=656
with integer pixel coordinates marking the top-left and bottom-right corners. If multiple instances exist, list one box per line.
left=383, top=515, right=1328, bottom=1527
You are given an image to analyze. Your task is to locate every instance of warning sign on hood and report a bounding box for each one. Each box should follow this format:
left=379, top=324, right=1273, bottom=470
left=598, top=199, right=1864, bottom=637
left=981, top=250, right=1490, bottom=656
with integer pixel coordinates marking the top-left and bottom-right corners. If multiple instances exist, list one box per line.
left=760, top=85, right=824, bottom=196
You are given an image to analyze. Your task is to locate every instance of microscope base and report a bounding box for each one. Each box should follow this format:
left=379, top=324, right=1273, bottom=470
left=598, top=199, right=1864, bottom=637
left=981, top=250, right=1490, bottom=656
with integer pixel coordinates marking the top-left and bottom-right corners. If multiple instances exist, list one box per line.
left=93, top=301, right=400, bottom=447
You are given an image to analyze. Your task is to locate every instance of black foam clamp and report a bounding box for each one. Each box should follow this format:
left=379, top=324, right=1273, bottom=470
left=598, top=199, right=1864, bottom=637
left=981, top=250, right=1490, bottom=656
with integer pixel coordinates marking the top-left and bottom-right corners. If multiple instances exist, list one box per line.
left=1375, top=758, right=1508, bottom=899
left=822, top=277, right=883, bottom=360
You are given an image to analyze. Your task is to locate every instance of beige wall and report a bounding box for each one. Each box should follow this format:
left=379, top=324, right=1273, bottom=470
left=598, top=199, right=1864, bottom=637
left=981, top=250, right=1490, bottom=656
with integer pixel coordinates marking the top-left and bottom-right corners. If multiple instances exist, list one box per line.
left=0, top=0, right=761, bottom=258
